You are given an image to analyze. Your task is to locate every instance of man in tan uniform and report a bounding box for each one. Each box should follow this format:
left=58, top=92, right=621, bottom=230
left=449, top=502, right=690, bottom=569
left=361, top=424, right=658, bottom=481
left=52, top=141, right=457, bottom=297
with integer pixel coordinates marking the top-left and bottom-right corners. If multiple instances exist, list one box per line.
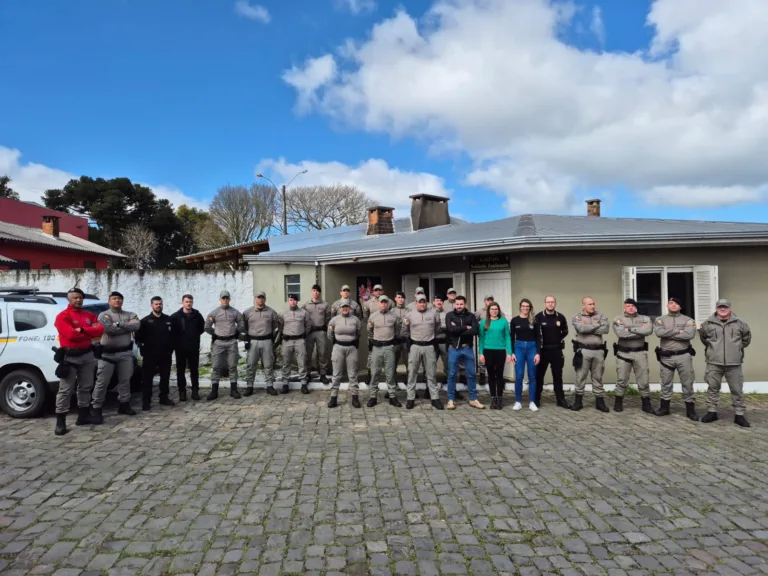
left=367, top=295, right=403, bottom=408
left=699, top=298, right=751, bottom=427
left=331, top=285, right=362, bottom=319
left=362, top=284, right=385, bottom=386
left=406, top=287, right=434, bottom=312
left=612, top=298, right=653, bottom=414
left=402, top=294, right=444, bottom=410
left=571, top=296, right=610, bottom=412
left=303, top=284, right=331, bottom=386
left=443, top=288, right=457, bottom=313
left=653, top=296, right=698, bottom=420
left=279, top=294, right=312, bottom=394
left=327, top=300, right=361, bottom=408
left=433, top=295, right=449, bottom=386
left=390, top=291, right=409, bottom=393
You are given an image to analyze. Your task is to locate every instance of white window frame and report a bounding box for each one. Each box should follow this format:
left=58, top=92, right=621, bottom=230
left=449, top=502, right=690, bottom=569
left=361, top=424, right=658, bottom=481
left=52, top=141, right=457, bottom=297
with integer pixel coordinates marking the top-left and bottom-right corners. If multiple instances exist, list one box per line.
left=622, top=265, right=718, bottom=325
left=284, top=274, right=301, bottom=301
left=402, top=272, right=465, bottom=302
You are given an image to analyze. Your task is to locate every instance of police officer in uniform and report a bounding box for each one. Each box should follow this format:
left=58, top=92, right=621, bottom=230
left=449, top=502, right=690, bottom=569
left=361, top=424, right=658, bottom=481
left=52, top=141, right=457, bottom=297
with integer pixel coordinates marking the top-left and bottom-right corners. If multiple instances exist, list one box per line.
left=534, top=295, right=570, bottom=409
left=433, top=295, right=449, bottom=386
left=279, top=294, right=312, bottom=394
left=327, top=300, right=362, bottom=408
left=303, top=284, right=331, bottom=386
left=243, top=291, right=280, bottom=396
left=653, top=296, right=698, bottom=420
left=402, top=294, right=444, bottom=410
left=612, top=298, right=653, bottom=414
left=390, top=291, right=409, bottom=391
left=331, top=285, right=362, bottom=319
left=443, top=288, right=457, bottom=313
left=699, top=299, right=751, bottom=427
left=362, top=284, right=386, bottom=386
left=406, top=287, right=434, bottom=312
left=367, top=295, right=403, bottom=407
left=92, top=291, right=141, bottom=423
left=571, top=296, right=610, bottom=412
left=205, top=290, right=246, bottom=401
left=136, top=296, right=176, bottom=411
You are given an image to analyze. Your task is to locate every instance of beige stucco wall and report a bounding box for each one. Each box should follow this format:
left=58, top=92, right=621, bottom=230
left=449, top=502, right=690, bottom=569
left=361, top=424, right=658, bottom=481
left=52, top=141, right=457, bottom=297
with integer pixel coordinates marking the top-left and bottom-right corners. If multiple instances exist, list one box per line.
left=250, top=263, right=318, bottom=308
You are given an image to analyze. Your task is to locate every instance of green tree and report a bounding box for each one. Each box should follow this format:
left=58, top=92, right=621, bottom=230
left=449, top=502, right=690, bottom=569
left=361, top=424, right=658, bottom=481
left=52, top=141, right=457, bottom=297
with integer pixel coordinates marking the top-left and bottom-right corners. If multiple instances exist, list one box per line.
left=0, top=175, right=20, bottom=201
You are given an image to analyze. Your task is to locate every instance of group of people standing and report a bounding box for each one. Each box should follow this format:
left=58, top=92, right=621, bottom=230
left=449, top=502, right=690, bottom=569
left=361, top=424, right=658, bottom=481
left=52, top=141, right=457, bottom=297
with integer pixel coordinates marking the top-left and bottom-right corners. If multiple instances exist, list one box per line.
left=51, top=281, right=753, bottom=436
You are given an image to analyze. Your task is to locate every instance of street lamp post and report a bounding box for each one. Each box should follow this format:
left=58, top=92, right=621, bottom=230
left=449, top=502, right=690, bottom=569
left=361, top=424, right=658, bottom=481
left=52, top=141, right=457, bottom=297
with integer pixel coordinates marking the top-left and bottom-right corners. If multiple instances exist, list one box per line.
left=256, top=170, right=308, bottom=235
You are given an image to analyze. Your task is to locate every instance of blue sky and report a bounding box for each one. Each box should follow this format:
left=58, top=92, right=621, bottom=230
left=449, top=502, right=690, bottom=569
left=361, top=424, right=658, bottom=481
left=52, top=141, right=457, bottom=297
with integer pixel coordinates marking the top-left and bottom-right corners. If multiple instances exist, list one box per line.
left=1, top=0, right=767, bottom=224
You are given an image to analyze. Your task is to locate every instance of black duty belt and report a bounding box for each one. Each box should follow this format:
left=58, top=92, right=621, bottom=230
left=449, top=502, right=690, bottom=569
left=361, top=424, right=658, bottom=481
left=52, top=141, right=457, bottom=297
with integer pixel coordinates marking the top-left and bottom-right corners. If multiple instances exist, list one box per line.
left=216, top=335, right=236, bottom=342
left=395, top=337, right=407, bottom=344
left=541, top=342, right=564, bottom=351
left=64, top=347, right=93, bottom=357
left=102, top=344, right=133, bottom=354
left=659, top=347, right=693, bottom=357
left=250, top=334, right=273, bottom=341
left=616, top=343, right=647, bottom=353
left=282, top=334, right=305, bottom=341
left=334, top=340, right=357, bottom=347
left=372, top=339, right=394, bottom=347
left=575, top=342, right=605, bottom=351
left=310, top=326, right=326, bottom=332
left=410, top=339, right=435, bottom=346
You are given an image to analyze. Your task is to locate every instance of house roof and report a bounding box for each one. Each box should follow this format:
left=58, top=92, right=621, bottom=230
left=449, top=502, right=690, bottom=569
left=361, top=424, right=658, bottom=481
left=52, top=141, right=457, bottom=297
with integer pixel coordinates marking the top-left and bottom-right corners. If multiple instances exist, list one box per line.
left=0, top=254, right=17, bottom=263
left=245, top=213, right=768, bottom=264
left=178, top=238, right=271, bottom=264
left=0, top=221, right=124, bottom=258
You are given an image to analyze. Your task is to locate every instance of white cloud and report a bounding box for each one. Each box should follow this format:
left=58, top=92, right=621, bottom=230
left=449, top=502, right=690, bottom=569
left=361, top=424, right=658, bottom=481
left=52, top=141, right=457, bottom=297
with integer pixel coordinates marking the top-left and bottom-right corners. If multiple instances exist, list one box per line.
left=644, top=185, right=767, bottom=208
left=234, top=1, right=270, bottom=23
left=338, top=0, right=376, bottom=14
left=255, top=157, right=450, bottom=212
left=0, top=145, right=206, bottom=211
left=281, top=0, right=768, bottom=212
left=590, top=6, right=605, bottom=46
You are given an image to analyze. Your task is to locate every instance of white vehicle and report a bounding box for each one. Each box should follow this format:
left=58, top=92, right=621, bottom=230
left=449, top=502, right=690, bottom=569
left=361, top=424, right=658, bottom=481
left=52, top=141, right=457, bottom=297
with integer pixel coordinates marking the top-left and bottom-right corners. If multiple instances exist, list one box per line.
left=0, top=286, right=141, bottom=418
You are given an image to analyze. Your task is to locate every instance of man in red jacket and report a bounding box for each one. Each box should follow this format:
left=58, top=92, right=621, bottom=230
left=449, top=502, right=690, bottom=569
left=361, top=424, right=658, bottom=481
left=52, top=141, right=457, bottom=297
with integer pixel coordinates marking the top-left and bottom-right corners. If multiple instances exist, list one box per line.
left=53, top=288, right=104, bottom=436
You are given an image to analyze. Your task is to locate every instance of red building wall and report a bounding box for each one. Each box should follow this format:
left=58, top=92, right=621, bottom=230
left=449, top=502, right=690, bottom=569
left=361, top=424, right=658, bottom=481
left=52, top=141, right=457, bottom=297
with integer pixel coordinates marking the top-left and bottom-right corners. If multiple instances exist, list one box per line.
left=0, top=244, right=108, bottom=271
left=0, top=198, right=90, bottom=239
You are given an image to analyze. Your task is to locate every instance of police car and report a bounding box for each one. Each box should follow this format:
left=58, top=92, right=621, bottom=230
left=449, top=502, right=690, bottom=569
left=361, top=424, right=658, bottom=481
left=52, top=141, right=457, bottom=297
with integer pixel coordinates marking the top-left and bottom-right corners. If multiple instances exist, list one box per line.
left=0, top=286, right=141, bottom=418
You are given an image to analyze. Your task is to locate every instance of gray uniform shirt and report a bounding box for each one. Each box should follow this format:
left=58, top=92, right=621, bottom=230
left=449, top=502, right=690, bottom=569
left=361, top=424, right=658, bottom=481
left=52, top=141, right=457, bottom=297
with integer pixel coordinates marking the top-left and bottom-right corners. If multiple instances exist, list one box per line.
left=612, top=313, right=653, bottom=347
left=653, top=312, right=696, bottom=352
left=363, top=297, right=389, bottom=321
left=303, top=299, right=331, bottom=329
left=435, top=308, right=448, bottom=341
left=328, top=313, right=361, bottom=343
left=205, top=305, right=245, bottom=338
left=99, top=308, right=141, bottom=350
left=331, top=298, right=362, bottom=319
left=279, top=306, right=312, bottom=337
left=402, top=308, right=441, bottom=342
left=406, top=300, right=434, bottom=312
left=572, top=310, right=609, bottom=346
left=367, top=309, right=402, bottom=342
left=443, top=300, right=456, bottom=313
left=242, top=305, right=279, bottom=338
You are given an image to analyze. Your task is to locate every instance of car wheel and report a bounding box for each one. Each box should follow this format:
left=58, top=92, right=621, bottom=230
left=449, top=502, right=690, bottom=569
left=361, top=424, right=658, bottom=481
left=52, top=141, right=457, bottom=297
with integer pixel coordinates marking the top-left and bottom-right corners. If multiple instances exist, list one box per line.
left=0, top=369, right=48, bottom=418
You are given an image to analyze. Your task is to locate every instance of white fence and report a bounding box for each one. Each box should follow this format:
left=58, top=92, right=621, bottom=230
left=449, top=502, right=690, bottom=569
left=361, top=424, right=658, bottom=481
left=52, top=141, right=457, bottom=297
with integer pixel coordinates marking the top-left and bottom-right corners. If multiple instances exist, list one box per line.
left=0, top=269, right=253, bottom=353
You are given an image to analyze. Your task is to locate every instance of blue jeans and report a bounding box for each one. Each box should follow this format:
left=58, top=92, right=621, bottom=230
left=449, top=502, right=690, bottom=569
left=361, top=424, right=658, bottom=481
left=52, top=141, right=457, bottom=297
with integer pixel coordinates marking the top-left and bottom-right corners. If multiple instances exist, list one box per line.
left=447, top=346, right=477, bottom=401
left=514, top=340, right=537, bottom=403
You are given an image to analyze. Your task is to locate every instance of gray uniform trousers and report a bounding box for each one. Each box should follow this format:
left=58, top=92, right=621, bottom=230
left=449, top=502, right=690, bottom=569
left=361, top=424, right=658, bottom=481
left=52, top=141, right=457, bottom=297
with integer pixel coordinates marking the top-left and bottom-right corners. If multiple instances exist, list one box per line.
left=306, top=330, right=329, bottom=376
left=706, top=364, right=746, bottom=415
left=93, top=350, right=133, bottom=408
left=211, top=339, right=239, bottom=385
left=331, top=343, right=358, bottom=396
left=659, top=353, right=695, bottom=403
left=370, top=344, right=397, bottom=399
left=407, top=344, right=439, bottom=401
left=281, top=338, right=307, bottom=385
left=615, top=350, right=650, bottom=398
left=246, top=338, right=275, bottom=387
left=392, top=340, right=409, bottom=383
left=575, top=349, right=606, bottom=397
left=436, top=341, right=448, bottom=383
left=56, top=351, right=96, bottom=414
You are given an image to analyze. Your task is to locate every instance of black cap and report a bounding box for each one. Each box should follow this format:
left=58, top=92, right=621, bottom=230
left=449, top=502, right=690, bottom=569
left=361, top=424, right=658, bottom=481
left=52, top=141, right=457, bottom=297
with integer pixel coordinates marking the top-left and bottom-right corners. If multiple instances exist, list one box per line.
left=624, top=298, right=638, bottom=306
left=311, top=284, right=321, bottom=292
left=288, top=293, right=299, bottom=300
left=669, top=296, right=682, bottom=306
left=109, top=291, right=124, bottom=299
left=68, top=287, right=84, bottom=296
left=395, top=290, right=405, bottom=297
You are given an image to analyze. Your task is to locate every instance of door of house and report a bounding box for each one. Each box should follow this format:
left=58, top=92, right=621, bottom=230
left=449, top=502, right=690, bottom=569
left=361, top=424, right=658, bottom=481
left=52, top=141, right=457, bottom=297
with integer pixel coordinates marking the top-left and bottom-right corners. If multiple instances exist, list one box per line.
left=473, top=271, right=514, bottom=380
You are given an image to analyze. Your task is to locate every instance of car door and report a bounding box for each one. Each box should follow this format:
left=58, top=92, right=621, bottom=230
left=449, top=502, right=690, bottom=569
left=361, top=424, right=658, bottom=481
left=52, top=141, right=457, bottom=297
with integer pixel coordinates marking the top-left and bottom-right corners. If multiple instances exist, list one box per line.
left=6, top=303, right=59, bottom=380
left=0, top=303, right=9, bottom=359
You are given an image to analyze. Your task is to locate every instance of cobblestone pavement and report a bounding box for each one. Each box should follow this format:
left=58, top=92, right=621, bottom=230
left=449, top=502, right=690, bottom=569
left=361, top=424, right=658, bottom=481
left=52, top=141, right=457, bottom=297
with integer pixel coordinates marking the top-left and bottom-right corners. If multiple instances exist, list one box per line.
left=1, top=391, right=768, bottom=576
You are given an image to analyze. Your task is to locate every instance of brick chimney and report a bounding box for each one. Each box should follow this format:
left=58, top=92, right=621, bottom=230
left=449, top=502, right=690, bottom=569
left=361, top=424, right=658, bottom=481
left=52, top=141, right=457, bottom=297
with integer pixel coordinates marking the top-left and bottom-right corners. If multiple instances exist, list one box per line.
left=586, top=199, right=601, bottom=217
left=367, top=206, right=395, bottom=235
left=42, top=215, right=60, bottom=237
left=410, top=194, right=450, bottom=231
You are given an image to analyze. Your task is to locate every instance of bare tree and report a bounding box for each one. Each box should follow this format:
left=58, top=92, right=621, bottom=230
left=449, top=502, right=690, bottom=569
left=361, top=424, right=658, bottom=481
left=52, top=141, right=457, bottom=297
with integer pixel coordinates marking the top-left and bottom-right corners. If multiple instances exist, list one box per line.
left=284, top=184, right=375, bottom=230
left=209, top=184, right=277, bottom=245
left=120, top=224, right=159, bottom=270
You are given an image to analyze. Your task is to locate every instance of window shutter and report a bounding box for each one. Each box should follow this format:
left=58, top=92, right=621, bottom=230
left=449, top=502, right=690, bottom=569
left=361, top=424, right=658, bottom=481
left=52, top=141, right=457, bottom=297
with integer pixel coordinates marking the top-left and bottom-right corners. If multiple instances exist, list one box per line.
left=402, top=274, right=419, bottom=300
left=622, top=266, right=636, bottom=301
left=693, top=265, right=718, bottom=326
left=452, top=272, right=466, bottom=299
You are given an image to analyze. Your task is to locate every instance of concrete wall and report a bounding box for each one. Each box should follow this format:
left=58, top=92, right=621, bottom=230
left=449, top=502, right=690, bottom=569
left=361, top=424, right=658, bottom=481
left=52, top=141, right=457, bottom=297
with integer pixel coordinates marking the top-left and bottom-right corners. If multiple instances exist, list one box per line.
left=251, top=263, right=318, bottom=308
left=0, top=269, right=253, bottom=352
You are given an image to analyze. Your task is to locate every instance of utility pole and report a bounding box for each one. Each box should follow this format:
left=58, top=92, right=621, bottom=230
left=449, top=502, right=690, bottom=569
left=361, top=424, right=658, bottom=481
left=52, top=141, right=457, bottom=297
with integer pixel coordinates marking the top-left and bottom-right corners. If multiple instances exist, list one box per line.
left=256, top=169, right=307, bottom=237
left=281, top=184, right=287, bottom=235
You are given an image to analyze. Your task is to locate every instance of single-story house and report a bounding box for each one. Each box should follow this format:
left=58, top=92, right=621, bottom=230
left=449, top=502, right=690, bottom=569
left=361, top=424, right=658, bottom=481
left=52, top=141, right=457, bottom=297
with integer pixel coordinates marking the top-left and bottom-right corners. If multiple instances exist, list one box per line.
left=242, top=195, right=768, bottom=387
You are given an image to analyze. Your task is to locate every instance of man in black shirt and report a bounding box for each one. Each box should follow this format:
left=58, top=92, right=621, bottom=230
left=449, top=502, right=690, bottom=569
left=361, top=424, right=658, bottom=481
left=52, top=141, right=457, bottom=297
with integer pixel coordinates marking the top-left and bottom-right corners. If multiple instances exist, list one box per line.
left=171, top=294, right=205, bottom=401
left=136, top=296, right=176, bottom=411
left=534, top=295, right=570, bottom=409
left=445, top=296, right=484, bottom=410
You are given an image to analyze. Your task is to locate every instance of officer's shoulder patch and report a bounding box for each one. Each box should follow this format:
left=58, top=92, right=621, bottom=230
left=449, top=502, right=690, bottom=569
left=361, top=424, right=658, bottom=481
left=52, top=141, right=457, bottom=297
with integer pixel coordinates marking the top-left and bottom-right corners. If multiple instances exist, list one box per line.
left=687, top=319, right=696, bottom=326
left=403, top=318, right=410, bottom=324
left=572, top=315, right=581, bottom=322
left=614, top=318, right=623, bottom=325
left=655, top=317, right=663, bottom=324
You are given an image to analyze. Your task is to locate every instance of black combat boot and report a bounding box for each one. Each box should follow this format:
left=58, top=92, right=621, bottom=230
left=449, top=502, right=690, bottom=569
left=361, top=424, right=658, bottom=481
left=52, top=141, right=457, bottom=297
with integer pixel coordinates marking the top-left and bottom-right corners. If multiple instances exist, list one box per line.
left=613, top=395, right=624, bottom=412
left=327, top=395, right=338, bottom=408
left=81, top=407, right=97, bottom=425
left=701, top=411, right=718, bottom=423
left=389, top=396, right=402, bottom=407
left=178, top=388, right=187, bottom=402
left=320, top=374, right=329, bottom=385
left=655, top=399, right=671, bottom=417
left=595, top=396, right=610, bottom=413
left=497, top=395, right=504, bottom=410
left=641, top=397, right=654, bottom=414
left=406, top=399, right=415, bottom=410
left=207, top=384, right=219, bottom=401
left=489, top=397, right=496, bottom=410
left=266, top=386, right=278, bottom=396
left=159, top=395, right=175, bottom=406
left=685, top=401, right=699, bottom=421
left=301, top=384, right=310, bottom=395
left=367, top=397, right=377, bottom=408
left=281, top=384, right=290, bottom=394
left=191, top=387, right=200, bottom=401
left=54, top=413, right=68, bottom=436
left=352, top=395, right=361, bottom=408
left=734, top=414, right=750, bottom=428
left=88, top=408, right=104, bottom=426
left=555, top=390, right=572, bottom=409
left=431, top=399, right=444, bottom=410
left=142, top=401, right=151, bottom=411
left=230, top=383, right=241, bottom=399
left=243, top=387, right=254, bottom=397
left=571, top=394, right=583, bottom=411
left=118, top=402, right=136, bottom=416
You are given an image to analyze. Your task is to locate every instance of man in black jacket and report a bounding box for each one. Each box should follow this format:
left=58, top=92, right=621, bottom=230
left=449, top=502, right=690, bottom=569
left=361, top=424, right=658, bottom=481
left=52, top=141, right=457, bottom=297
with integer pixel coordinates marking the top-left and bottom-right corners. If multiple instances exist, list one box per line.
left=445, top=296, right=484, bottom=410
left=171, top=294, right=205, bottom=401
left=534, top=295, right=571, bottom=409
left=136, top=296, right=176, bottom=411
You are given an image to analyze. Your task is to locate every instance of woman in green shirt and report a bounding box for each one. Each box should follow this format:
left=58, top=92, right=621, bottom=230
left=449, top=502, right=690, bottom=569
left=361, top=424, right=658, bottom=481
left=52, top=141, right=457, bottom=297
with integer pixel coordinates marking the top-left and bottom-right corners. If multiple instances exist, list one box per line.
left=479, top=303, right=513, bottom=409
